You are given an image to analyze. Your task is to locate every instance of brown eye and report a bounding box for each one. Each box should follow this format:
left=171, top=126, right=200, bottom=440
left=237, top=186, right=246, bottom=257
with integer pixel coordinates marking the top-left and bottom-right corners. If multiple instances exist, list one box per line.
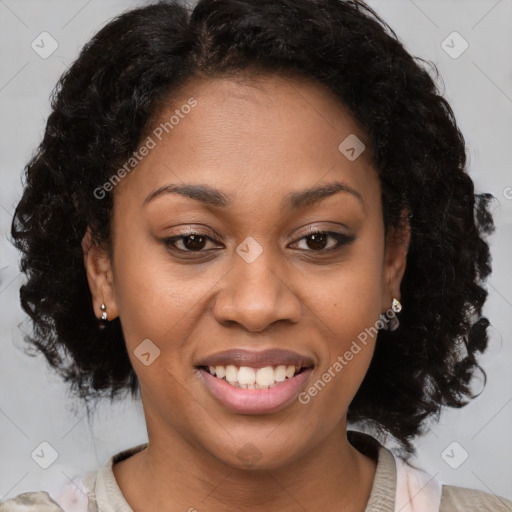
left=163, top=232, right=222, bottom=253
left=305, top=232, right=329, bottom=251
left=180, top=234, right=207, bottom=251
left=290, top=230, right=355, bottom=253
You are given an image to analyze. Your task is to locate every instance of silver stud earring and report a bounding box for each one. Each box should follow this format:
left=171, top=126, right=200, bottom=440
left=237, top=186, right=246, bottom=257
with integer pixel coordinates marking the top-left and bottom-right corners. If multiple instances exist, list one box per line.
left=100, top=303, right=108, bottom=321
left=379, top=297, right=402, bottom=331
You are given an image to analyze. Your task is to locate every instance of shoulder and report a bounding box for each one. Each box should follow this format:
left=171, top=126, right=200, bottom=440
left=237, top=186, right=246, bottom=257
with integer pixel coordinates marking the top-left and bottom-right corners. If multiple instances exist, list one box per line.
left=0, top=443, right=148, bottom=512
left=0, top=481, right=89, bottom=512
left=0, top=491, right=66, bottom=511
left=440, top=484, right=512, bottom=511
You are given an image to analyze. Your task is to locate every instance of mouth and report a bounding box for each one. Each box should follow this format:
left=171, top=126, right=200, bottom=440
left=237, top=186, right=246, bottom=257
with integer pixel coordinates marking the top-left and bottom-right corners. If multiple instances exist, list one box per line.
left=195, top=348, right=314, bottom=414
left=198, top=363, right=309, bottom=389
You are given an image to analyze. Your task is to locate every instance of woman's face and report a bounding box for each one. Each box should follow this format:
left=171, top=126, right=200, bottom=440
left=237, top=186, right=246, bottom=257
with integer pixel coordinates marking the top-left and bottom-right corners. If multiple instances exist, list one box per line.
left=85, top=74, right=409, bottom=469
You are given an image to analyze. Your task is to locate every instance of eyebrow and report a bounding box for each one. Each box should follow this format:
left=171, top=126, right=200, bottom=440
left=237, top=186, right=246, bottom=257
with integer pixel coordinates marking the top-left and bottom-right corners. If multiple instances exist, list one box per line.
left=142, top=180, right=365, bottom=210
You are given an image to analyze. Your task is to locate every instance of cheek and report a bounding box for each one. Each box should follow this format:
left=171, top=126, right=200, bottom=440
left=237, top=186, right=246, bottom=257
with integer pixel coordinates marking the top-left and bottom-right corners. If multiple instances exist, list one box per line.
left=110, top=240, right=206, bottom=419
left=299, top=292, right=379, bottom=423
left=111, top=228, right=211, bottom=353
left=308, top=233, right=383, bottom=337
left=301, top=238, right=383, bottom=407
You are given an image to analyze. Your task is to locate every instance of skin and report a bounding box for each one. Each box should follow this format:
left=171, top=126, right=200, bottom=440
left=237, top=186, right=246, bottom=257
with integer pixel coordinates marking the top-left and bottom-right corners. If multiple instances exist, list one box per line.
left=82, top=73, right=410, bottom=512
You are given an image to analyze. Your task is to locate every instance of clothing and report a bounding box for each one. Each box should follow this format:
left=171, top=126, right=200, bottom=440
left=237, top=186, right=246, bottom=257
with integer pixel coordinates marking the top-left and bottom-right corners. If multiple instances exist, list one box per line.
left=1, top=431, right=510, bottom=511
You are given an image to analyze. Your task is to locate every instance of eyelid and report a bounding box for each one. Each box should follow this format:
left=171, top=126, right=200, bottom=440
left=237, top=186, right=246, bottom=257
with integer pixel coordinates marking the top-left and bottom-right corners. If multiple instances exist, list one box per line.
left=163, top=231, right=223, bottom=250
left=162, top=226, right=355, bottom=256
left=293, top=225, right=345, bottom=239
left=288, top=228, right=355, bottom=251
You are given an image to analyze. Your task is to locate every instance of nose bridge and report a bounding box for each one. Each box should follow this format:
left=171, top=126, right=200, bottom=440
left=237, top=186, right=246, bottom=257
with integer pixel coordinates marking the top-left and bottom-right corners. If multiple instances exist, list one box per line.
left=212, top=238, right=302, bottom=332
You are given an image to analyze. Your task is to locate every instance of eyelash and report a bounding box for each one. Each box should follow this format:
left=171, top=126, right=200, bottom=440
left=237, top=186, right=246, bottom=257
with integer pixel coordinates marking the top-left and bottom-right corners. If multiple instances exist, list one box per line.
left=162, top=228, right=355, bottom=256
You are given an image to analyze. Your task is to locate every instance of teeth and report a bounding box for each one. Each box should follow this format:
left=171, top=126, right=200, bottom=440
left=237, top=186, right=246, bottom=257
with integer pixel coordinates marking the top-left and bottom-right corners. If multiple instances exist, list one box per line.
left=225, top=365, right=238, bottom=383
left=215, top=365, right=225, bottom=379
left=256, top=366, right=275, bottom=387
left=285, top=365, right=295, bottom=378
left=238, top=367, right=256, bottom=385
left=275, top=365, right=287, bottom=382
left=205, top=364, right=302, bottom=388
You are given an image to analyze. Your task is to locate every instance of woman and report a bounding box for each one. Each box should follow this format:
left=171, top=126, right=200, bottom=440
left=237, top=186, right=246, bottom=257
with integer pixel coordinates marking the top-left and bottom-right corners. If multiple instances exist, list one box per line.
left=2, top=0, right=510, bottom=510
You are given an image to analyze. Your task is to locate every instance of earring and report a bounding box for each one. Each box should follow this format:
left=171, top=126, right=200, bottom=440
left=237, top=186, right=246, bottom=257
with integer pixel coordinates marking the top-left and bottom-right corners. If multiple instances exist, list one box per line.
left=379, top=297, right=402, bottom=331
left=100, top=303, right=108, bottom=321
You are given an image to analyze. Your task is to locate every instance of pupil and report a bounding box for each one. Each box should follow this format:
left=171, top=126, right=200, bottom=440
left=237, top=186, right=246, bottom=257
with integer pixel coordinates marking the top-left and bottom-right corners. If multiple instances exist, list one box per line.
left=184, top=235, right=205, bottom=251
left=308, top=233, right=327, bottom=250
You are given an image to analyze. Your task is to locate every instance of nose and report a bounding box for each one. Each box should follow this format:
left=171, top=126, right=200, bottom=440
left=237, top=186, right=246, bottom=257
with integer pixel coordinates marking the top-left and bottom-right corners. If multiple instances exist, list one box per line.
left=212, top=247, right=302, bottom=333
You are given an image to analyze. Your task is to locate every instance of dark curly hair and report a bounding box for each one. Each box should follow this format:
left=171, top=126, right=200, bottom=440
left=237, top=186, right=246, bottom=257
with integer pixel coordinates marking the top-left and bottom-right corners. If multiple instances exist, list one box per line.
left=10, top=0, right=496, bottom=456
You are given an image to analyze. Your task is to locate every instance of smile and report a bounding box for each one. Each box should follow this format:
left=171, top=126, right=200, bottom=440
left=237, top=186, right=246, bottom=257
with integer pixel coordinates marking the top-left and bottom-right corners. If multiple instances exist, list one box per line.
left=195, top=349, right=314, bottom=414
left=201, top=364, right=308, bottom=389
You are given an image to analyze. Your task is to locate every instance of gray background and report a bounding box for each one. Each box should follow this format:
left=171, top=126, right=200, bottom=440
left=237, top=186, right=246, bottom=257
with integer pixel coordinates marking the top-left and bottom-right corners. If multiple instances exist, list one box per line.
left=1, top=0, right=511, bottom=503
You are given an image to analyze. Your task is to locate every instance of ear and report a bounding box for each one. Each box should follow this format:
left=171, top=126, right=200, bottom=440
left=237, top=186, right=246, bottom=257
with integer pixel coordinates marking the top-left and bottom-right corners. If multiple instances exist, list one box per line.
left=381, top=210, right=411, bottom=311
left=82, top=226, right=118, bottom=321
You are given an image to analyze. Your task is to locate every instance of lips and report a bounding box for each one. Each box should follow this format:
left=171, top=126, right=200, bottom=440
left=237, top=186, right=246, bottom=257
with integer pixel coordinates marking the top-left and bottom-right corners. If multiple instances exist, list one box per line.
left=195, top=348, right=314, bottom=414
left=195, top=348, right=315, bottom=369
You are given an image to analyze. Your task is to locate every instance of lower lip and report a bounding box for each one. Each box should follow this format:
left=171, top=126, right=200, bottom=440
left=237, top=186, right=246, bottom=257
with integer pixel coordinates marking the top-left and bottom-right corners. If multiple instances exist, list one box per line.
left=198, top=368, right=312, bottom=414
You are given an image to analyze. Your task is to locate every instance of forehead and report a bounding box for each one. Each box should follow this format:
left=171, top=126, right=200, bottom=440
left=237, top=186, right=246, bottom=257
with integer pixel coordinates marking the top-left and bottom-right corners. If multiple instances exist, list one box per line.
left=114, top=73, right=376, bottom=211
left=152, top=73, right=371, bottom=161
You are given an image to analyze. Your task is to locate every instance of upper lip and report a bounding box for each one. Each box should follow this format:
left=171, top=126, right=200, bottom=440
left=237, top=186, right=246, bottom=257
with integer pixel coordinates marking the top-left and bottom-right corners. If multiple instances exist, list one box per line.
left=196, top=348, right=315, bottom=369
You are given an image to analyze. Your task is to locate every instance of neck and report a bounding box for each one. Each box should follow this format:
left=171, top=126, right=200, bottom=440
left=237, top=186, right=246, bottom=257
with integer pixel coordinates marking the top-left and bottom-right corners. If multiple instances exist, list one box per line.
left=113, top=423, right=377, bottom=512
